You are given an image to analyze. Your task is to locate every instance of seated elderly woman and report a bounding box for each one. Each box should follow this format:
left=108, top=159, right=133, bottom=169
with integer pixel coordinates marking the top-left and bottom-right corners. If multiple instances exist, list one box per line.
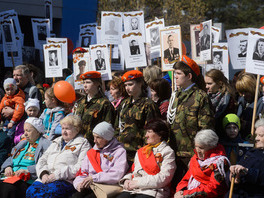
left=175, top=129, right=230, bottom=198
left=71, top=121, right=128, bottom=198
left=118, top=119, right=176, bottom=198
left=26, top=115, right=91, bottom=198
left=228, top=118, right=264, bottom=197
left=0, top=117, right=51, bottom=198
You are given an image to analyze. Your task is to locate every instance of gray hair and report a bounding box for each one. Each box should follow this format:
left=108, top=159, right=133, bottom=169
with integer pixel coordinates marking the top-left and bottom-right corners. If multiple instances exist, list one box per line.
left=194, top=129, right=219, bottom=149
left=255, top=118, right=264, bottom=129
left=14, top=65, right=30, bottom=76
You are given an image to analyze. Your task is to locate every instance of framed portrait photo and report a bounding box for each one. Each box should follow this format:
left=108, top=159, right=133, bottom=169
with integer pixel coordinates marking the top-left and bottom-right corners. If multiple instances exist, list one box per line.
left=160, top=26, right=182, bottom=71
left=199, top=20, right=212, bottom=61
left=32, top=18, right=50, bottom=50
left=108, top=44, right=124, bottom=71
left=0, top=19, right=17, bottom=52
left=79, top=23, right=97, bottom=46
left=190, top=24, right=205, bottom=64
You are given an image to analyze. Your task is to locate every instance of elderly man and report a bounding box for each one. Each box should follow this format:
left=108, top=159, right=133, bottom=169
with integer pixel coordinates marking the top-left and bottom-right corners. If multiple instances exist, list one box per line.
left=2, top=65, right=42, bottom=118
left=228, top=118, right=264, bottom=197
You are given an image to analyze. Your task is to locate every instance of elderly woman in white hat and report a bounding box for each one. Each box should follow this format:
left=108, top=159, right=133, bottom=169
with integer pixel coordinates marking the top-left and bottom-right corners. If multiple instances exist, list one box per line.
left=72, top=121, right=128, bottom=198
left=26, top=115, right=91, bottom=198
left=0, top=117, right=51, bottom=198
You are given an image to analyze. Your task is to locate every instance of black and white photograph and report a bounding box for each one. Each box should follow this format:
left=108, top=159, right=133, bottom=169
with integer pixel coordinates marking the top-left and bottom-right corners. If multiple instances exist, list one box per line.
left=129, top=39, right=140, bottom=55
left=76, top=60, right=86, bottom=80
left=252, top=38, right=264, bottom=61
left=190, top=24, right=203, bottom=63
left=109, top=44, right=124, bottom=71
left=43, top=44, right=62, bottom=78
left=145, top=18, right=164, bottom=59
left=212, top=51, right=223, bottom=70
left=3, top=24, right=12, bottom=42
left=160, top=26, right=182, bottom=71
left=131, top=17, right=139, bottom=30
left=48, top=50, right=58, bottom=66
left=199, top=20, right=212, bottom=61
left=94, top=49, right=106, bottom=70
left=79, top=23, right=97, bottom=46
left=32, top=18, right=50, bottom=50
left=81, top=36, right=91, bottom=47
left=238, top=40, right=247, bottom=57
left=1, top=19, right=17, bottom=52
left=0, top=10, right=22, bottom=38
left=90, top=44, right=112, bottom=80
left=22, top=46, right=35, bottom=63
left=226, top=28, right=249, bottom=70
left=195, top=30, right=200, bottom=56
left=37, top=25, right=47, bottom=41
left=101, top=11, right=122, bottom=44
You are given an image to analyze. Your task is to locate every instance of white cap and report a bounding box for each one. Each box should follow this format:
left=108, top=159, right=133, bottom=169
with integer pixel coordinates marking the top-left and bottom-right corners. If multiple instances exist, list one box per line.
left=25, top=117, right=45, bottom=134
left=3, top=78, right=17, bottom=90
left=24, top=98, right=40, bottom=111
left=93, top=122, right=114, bottom=141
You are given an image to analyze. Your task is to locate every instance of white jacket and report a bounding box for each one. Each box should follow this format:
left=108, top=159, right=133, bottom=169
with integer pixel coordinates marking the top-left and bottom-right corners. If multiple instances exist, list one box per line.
left=120, top=141, right=176, bottom=198
left=36, top=134, right=91, bottom=183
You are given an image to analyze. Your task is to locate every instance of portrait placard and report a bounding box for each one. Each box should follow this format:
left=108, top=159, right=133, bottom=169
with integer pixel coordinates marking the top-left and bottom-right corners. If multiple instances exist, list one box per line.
left=190, top=24, right=205, bottom=64
left=3, top=36, right=22, bottom=67
left=200, top=20, right=212, bottom=61
left=46, top=37, right=67, bottom=69
left=108, top=44, right=124, bottom=71
left=101, top=12, right=122, bottom=44
left=212, top=26, right=220, bottom=43
left=0, top=19, right=17, bottom=52
left=73, top=48, right=91, bottom=90
left=145, top=18, right=165, bottom=59
left=32, top=18, right=50, bottom=50
left=45, top=0, right=53, bottom=31
left=79, top=23, right=97, bottom=47
left=43, top=44, right=63, bottom=78
left=205, top=43, right=229, bottom=79
left=245, top=28, right=264, bottom=75
left=226, top=28, right=248, bottom=70
left=160, top=26, right=182, bottom=71
left=121, top=32, right=147, bottom=69
left=96, top=26, right=101, bottom=44
left=90, top=44, right=112, bottom=80
left=123, top=11, right=145, bottom=42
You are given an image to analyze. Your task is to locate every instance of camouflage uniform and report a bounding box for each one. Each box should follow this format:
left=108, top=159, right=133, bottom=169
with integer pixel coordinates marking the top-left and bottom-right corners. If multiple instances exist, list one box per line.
left=168, top=85, right=215, bottom=158
left=115, top=96, right=160, bottom=161
left=75, top=93, right=115, bottom=145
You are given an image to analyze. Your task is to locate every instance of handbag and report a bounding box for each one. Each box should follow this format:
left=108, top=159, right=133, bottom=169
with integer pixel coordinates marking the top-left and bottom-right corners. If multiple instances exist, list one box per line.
left=90, top=182, right=123, bottom=198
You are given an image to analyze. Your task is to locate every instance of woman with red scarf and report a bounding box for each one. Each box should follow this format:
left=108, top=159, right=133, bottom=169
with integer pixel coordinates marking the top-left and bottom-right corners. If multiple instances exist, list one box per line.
left=118, top=119, right=176, bottom=198
left=175, top=129, right=230, bottom=198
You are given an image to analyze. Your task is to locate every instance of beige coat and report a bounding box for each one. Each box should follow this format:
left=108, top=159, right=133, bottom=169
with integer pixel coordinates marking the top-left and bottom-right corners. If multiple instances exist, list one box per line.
left=36, top=135, right=91, bottom=183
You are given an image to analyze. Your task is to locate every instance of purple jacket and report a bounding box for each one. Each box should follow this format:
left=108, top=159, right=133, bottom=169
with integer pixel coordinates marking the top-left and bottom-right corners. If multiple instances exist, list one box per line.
left=73, top=138, right=128, bottom=189
left=14, top=119, right=25, bottom=144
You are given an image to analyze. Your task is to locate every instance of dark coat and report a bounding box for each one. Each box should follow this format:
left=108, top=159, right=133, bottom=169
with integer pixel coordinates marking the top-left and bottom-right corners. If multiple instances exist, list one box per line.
left=164, top=47, right=179, bottom=61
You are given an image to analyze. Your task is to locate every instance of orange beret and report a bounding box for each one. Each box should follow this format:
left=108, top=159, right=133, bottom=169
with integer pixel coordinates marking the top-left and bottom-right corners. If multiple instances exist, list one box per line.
left=121, top=70, right=143, bottom=82
left=80, top=71, right=101, bottom=80
left=181, top=55, right=200, bottom=76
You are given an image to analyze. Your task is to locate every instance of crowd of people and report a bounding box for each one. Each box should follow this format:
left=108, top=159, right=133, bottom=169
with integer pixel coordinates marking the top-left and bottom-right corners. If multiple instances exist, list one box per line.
left=0, top=56, right=263, bottom=198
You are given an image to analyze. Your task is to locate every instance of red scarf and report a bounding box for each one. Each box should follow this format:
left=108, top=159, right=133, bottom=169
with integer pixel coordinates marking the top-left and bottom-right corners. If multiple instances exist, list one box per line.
left=189, top=156, right=211, bottom=185
left=87, top=149, right=103, bottom=173
left=137, top=146, right=160, bottom=175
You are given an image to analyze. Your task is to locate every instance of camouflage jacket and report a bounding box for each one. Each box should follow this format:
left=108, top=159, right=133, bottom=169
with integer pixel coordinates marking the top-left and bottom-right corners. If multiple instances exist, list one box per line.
left=75, top=93, right=115, bottom=145
left=115, top=96, right=160, bottom=160
left=168, top=85, right=214, bottom=158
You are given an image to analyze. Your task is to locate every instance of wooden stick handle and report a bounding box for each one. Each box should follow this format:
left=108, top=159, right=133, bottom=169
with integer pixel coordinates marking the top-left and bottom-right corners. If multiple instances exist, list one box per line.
left=229, top=176, right=235, bottom=198
left=251, top=74, right=260, bottom=136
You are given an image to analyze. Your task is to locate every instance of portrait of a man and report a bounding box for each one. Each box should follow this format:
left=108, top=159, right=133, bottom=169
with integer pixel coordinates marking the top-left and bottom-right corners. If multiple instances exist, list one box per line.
left=200, top=24, right=210, bottom=51
left=253, top=38, right=264, bottom=61
left=95, top=50, right=106, bottom=70
left=38, top=25, right=47, bottom=41
left=76, top=60, right=86, bottom=80
left=81, top=36, right=91, bottom=47
left=238, top=40, right=247, bottom=57
left=195, top=30, right=201, bottom=56
left=164, top=35, right=179, bottom=62
left=131, top=17, right=139, bottom=30
left=49, top=50, right=58, bottom=66
left=105, top=20, right=118, bottom=35
left=3, top=24, right=12, bottom=42
left=130, top=40, right=140, bottom=55
left=213, top=51, right=223, bottom=70
left=150, top=27, right=160, bottom=47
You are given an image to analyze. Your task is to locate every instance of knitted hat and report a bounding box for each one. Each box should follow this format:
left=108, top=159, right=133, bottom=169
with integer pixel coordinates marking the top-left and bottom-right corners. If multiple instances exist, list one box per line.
left=80, top=71, right=101, bottom=80
left=3, top=78, right=17, bottom=90
left=222, top=114, right=241, bottom=130
left=121, top=70, right=143, bottom=82
left=24, top=98, right=40, bottom=111
left=181, top=55, right=200, bottom=76
left=93, top=121, right=114, bottom=141
left=25, top=117, right=45, bottom=134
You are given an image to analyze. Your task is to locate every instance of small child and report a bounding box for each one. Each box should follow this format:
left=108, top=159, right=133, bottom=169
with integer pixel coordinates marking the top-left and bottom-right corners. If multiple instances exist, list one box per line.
left=0, top=78, right=25, bottom=139
left=14, top=98, right=40, bottom=144
left=39, top=87, right=65, bottom=140
left=221, top=113, right=251, bottom=165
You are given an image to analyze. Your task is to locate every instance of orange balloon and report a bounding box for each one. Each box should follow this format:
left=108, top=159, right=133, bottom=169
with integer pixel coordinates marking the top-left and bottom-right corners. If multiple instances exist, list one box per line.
left=54, top=81, right=76, bottom=103
left=261, top=76, right=264, bottom=85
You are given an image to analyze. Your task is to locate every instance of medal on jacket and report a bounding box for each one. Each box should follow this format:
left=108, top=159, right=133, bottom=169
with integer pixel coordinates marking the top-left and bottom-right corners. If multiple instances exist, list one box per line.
left=103, top=154, right=114, bottom=162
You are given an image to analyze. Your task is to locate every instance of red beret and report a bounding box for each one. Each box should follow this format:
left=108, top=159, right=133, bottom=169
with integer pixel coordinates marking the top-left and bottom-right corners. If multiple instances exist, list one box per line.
left=181, top=55, right=200, bottom=76
left=121, top=70, right=143, bottom=82
left=80, top=71, right=101, bottom=80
